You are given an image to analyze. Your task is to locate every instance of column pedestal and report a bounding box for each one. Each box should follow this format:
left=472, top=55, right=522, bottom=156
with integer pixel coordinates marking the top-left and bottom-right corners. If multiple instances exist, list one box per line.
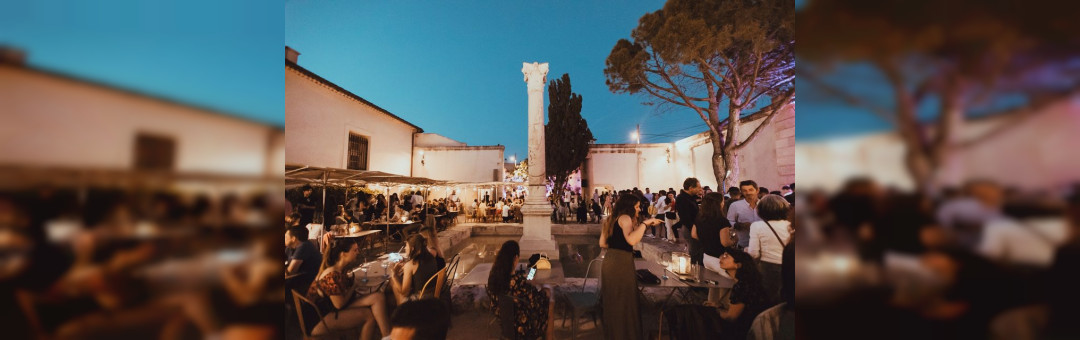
left=519, top=184, right=558, bottom=259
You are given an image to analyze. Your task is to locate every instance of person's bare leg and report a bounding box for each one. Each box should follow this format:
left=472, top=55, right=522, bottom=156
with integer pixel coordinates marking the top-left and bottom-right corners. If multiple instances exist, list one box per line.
left=358, top=318, right=377, bottom=340
left=311, top=307, right=371, bottom=336
left=159, top=292, right=220, bottom=336
left=352, top=293, right=390, bottom=336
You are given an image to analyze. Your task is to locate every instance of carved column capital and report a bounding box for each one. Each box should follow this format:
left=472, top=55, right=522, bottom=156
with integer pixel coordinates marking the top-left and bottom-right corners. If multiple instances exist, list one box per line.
left=522, top=62, right=549, bottom=92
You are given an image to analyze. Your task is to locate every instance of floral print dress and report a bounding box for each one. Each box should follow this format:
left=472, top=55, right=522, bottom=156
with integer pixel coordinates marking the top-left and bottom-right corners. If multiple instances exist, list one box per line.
left=488, top=269, right=549, bottom=339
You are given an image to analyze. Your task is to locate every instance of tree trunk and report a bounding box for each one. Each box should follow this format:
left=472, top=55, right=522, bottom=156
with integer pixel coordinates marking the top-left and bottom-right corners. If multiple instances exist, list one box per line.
left=549, top=176, right=564, bottom=204
left=904, top=149, right=935, bottom=194
left=708, top=129, right=737, bottom=190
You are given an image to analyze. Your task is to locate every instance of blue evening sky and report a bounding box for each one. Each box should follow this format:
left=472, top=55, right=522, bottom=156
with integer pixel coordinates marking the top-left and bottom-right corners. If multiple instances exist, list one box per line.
left=0, top=0, right=908, bottom=151
left=0, top=0, right=284, bottom=127
left=286, top=0, right=720, bottom=161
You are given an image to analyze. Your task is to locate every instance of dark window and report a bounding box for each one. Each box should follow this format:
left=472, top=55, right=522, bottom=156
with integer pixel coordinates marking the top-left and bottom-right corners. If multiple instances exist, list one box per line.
left=134, top=133, right=175, bottom=170
left=347, top=133, right=369, bottom=170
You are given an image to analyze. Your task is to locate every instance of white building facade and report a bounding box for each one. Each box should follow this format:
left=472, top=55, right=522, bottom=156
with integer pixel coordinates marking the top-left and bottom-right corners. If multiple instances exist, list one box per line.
left=795, top=98, right=1080, bottom=193
left=284, top=48, right=505, bottom=192
left=583, top=104, right=796, bottom=195
left=0, top=51, right=283, bottom=187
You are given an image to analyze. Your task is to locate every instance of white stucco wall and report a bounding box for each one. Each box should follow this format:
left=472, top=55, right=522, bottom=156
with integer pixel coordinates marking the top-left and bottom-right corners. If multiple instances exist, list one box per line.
left=586, top=150, right=641, bottom=192
left=0, top=65, right=280, bottom=177
left=285, top=65, right=417, bottom=175
left=411, top=146, right=504, bottom=183
left=794, top=98, right=1080, bottom=193
left=585, top=105, right=796, bottom=194
left=414, top=133, right=466, bottom=147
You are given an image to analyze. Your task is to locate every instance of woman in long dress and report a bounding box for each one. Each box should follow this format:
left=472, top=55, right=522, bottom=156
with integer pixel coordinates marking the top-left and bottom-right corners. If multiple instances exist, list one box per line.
left=599, top=194, right=664, bottom=340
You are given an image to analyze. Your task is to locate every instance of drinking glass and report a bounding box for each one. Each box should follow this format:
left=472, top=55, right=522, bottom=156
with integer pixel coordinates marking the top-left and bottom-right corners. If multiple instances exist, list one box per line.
left=659, top=252, right=671, bottom=281
left=360, top=263, right=369, bottom=283
left=380, top=261, right=390, bottom=279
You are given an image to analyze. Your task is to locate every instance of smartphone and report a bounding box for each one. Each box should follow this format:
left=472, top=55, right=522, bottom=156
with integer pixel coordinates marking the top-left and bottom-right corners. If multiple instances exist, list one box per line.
left=527, top=267, right=536, bottom=280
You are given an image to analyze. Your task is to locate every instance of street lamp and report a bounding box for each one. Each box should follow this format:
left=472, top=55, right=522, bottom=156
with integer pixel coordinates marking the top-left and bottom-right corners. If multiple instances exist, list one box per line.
left=631, top=124, right=641, bottom=144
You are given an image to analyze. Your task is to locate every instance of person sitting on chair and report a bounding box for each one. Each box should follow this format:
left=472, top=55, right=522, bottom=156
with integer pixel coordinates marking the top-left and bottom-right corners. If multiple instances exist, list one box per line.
left=486, top=240, right=551, bottom=340
left=305, top=239, right=391, bottom=339
left=389, top=235, right=439, bottom=302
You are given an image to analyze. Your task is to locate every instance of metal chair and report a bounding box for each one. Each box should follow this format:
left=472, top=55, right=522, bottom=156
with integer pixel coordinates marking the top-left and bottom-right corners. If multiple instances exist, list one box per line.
left=419, top=266, right=449, bottom=299
left=560, top=257, right=602, bottom=339
left=443, top=254, right=462, bottom=290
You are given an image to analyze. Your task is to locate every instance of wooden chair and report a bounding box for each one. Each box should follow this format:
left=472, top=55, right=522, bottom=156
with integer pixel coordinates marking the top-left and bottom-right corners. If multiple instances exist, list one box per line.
left=290, top=290, right=363, bottom=340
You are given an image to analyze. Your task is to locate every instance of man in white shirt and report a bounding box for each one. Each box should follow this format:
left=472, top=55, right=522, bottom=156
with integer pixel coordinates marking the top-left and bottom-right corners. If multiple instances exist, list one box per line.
left=728, top=180, right=763, bottom=250
left=411, top=193, right=424, bottom=209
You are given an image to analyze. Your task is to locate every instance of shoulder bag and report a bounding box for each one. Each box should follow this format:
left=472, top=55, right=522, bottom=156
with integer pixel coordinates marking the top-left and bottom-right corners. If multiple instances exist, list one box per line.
left=759, top=221, right=788, bottom=260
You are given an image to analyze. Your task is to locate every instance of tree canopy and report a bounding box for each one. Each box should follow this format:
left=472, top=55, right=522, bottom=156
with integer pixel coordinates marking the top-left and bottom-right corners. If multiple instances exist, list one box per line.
left=605, top=0, right=794, bottom=186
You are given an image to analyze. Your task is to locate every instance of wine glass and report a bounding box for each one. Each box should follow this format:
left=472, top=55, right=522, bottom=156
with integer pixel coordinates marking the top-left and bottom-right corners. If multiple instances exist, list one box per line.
left=659, top=252, right=671, bottom=281
left=360, top=263, right=369, bottom=283
left=380, top=260, right=390, bottom=279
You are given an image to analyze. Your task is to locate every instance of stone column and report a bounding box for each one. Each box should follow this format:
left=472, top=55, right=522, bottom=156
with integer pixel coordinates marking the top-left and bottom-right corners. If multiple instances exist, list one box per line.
left=519, top=62, right=559, bottom=259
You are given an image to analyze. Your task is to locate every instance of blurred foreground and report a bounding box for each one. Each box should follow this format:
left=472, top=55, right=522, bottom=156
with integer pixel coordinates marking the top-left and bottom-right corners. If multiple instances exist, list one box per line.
left=796, top=0, right=1080, bottom=339
left=0, top=183, right=285, bottom=339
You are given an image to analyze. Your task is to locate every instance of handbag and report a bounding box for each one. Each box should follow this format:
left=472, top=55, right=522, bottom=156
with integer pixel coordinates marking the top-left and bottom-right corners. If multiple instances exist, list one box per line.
left=532, top=252, right=551, bottom=270
left=636, top=269, right=661, bottom=285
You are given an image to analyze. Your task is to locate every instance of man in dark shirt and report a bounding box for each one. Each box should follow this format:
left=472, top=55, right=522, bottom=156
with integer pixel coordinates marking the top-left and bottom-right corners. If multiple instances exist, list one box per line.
left=285, top=226, right=322, bottom=294
left=294, top=185, right=317, bottom=227
left=676, top=177, right=704, bottom=264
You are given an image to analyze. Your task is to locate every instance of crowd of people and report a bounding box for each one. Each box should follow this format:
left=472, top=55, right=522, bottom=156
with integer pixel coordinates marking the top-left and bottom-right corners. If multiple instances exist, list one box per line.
left=797, top=178, right=1080, bottom=339
left=594, top=177, right=796, bottom=340
left=288, top=185, right=468, bottom=228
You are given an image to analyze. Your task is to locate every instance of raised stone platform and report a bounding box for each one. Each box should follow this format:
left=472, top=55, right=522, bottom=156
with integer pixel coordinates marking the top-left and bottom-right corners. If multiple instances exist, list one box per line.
left=439, top=222, right=601, bottom=261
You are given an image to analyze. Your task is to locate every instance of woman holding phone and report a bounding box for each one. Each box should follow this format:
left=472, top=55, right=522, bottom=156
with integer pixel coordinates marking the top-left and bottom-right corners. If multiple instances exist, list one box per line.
left=600, top=194, right=664, bottom=340
left=486, top=240, right=552, bottom=340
